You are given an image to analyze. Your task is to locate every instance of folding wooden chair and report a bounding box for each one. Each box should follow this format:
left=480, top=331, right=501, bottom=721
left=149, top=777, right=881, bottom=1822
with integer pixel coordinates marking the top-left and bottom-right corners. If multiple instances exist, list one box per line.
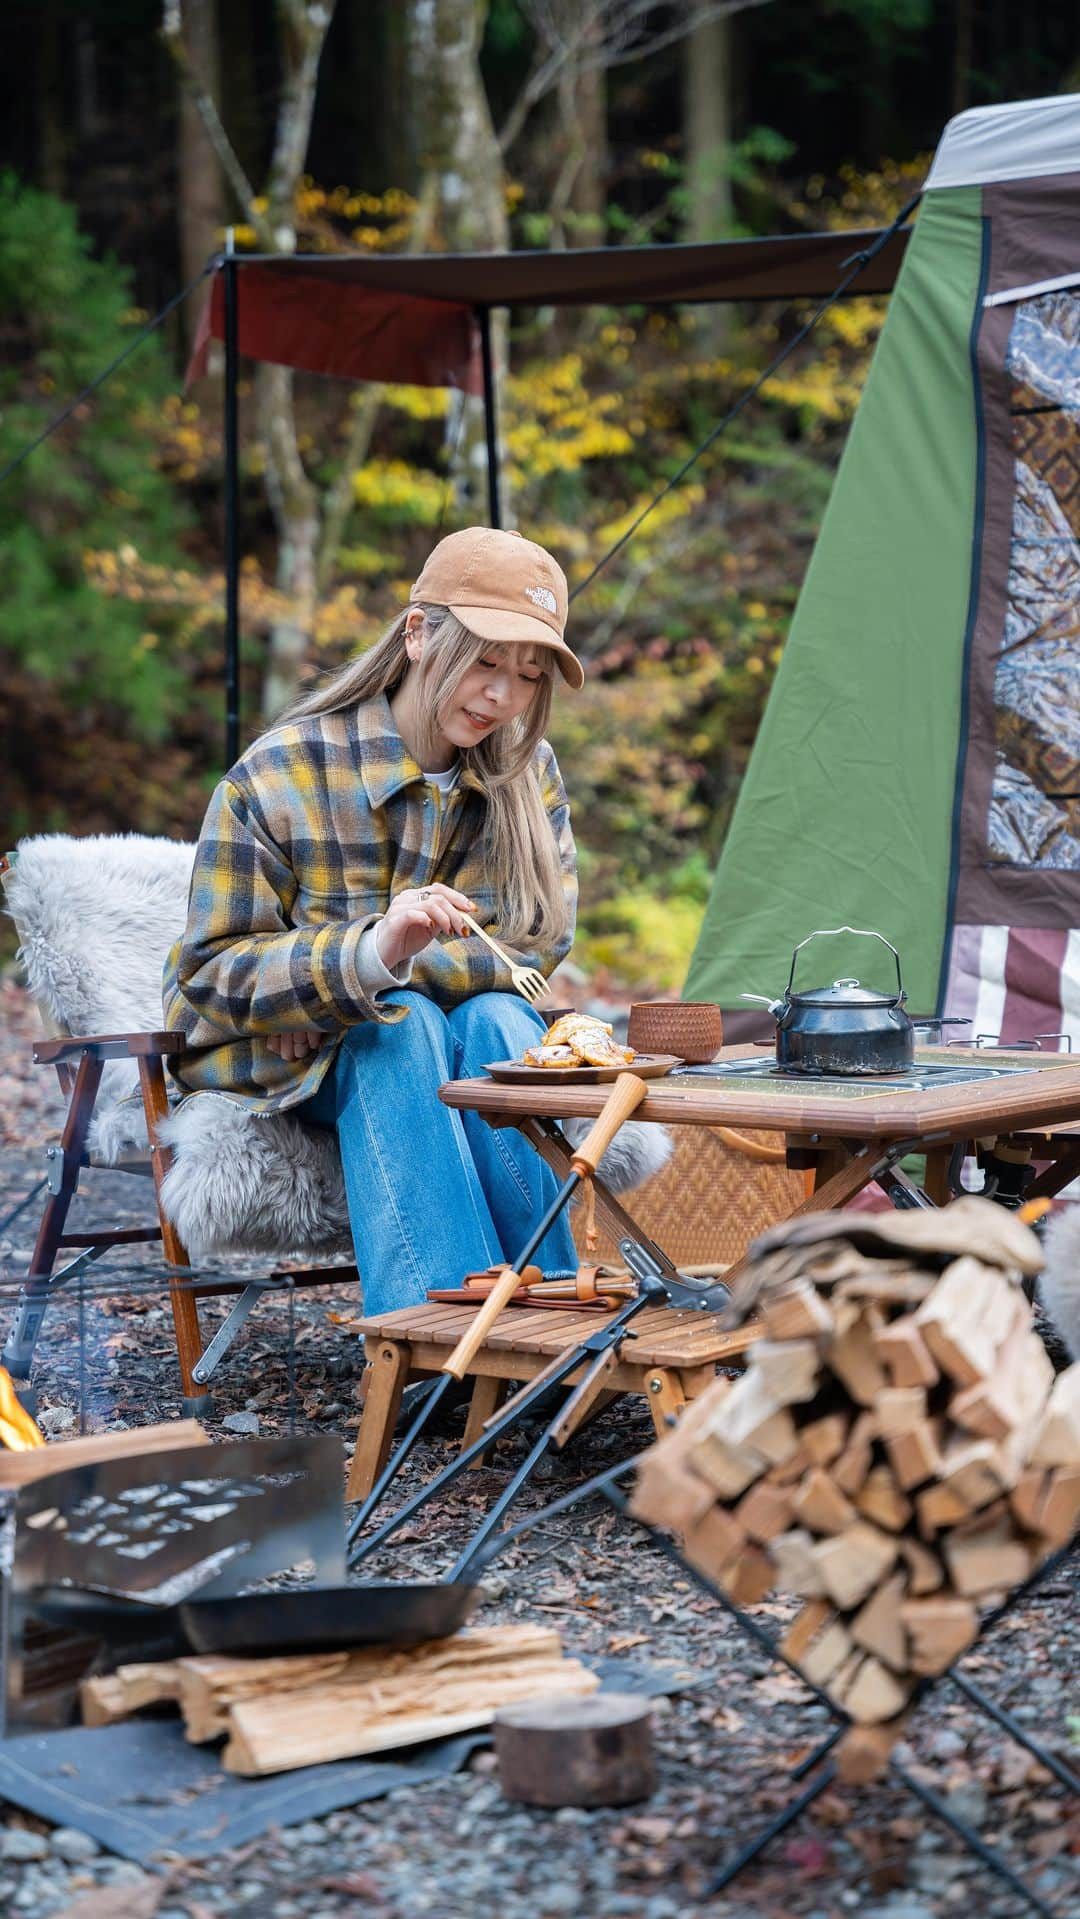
left=1, top=839, right=356, bottom=1413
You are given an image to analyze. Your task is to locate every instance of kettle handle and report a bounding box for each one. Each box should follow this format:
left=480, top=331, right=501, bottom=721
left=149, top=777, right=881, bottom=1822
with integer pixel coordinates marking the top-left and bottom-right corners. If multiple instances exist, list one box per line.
left=787, top=927, right=904, bottom=1005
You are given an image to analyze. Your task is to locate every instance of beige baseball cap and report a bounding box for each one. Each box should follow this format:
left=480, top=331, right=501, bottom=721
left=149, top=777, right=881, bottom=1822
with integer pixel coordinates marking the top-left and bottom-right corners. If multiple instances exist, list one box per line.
left=409, top=526, right=583, bottom=689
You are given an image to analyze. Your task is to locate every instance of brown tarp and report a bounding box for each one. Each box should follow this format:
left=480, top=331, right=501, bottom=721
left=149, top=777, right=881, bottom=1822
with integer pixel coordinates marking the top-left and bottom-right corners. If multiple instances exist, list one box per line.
left=188, top=227, right=910, bottom=389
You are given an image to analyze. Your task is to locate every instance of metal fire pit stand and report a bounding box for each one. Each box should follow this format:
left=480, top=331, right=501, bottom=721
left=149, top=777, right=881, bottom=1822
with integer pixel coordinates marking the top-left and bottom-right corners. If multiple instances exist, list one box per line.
left=464, top=1463, right=1077, bottom=1910
left=606, top=1484, right=1077, bottom=1915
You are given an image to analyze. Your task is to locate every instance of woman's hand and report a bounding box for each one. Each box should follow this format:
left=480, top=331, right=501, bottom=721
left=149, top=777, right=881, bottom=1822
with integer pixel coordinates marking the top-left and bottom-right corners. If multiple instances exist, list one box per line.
left=375, top=883, right=475, bottom=970
left=266, top=1028, right=323, bottom=1061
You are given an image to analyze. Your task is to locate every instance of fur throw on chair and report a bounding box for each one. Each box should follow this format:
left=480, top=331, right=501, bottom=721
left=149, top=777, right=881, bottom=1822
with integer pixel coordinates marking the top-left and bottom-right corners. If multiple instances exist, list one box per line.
left=7, top=832, right=671, bottom=1262
left=1036, top=1207, right=1080, bottom=1359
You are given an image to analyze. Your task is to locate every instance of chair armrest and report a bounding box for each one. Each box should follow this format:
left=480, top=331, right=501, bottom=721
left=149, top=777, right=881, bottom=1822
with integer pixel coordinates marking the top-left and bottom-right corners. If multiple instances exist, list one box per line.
left=33, top=1032, right=186, bottom=1064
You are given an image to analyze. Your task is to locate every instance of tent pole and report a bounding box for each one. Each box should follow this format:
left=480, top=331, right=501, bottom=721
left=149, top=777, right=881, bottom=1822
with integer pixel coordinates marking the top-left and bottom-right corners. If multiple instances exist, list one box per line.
left=477, top=306, right=502, bottom=528
left=223, top=233, right=241, bottom=767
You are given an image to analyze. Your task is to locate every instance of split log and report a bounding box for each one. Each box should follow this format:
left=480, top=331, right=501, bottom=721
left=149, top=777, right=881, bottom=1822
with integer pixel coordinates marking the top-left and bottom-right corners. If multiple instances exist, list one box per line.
left=850, top=1571, right=908, bottom=1671
left=680, top=1504, right=746, bottom=1582
left=826, top=1310, right=888, bottom=1406
left=801, top=1412, right=849, bottom=1467
left=225, top=1656, right=598, bottom=1776
left=780, top=1599, right=835, bottom=1666
left=943, top=1518, right=1032, bottom=1598
left=750, top=1338, right=821, bottom=1405
left=836, top=1654, right=911, bottom=1724
left=759, top=1279, right=834, bottom=1340
left=734, top=1478, right=796, bottom=1543
left=812, top=1522, right=898, bottom=1611
left=836, top=1718, right=906, bottom=1784
left=770, top=1528, right=827, bottom=1598
left=899, top=1597, right=978, bottom=1674
left=725, top=1544, right=776, bottom=1605
left=1036, top=1465, right=1080, bottom=1545
left=1028, top=1363, right=1080, bottom=1469
left=798, top=1618, right=853, bottom=1686
left=897, top=1535, right=944, bottom=1595
left=884, top=1419, right=944, bottom=1491
left=949, top=1321, right=1053, bottom=1441
left=0, top=1419, right=208, bottom=1487
left=855, top=1465, right=912, bottom=1534
left=80, top=1661, right=184, bottom=1727
left=914, top=1259, right=1014, bottom=1385
left=871, top=1316, right=939, bottom=1389
left=791, top=1468, right=857, bottom=1536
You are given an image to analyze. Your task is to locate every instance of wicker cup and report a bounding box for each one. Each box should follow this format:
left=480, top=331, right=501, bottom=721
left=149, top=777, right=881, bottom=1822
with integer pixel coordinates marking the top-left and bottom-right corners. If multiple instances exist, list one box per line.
left=627, top=1000, right=724, bottom=1063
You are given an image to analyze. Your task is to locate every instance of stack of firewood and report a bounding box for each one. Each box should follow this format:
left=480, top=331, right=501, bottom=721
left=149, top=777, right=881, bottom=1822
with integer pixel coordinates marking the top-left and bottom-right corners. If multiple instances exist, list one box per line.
left=631, top=1196, right=1080, bottom=1741
left=80, top=1624, right=598, bottom=1776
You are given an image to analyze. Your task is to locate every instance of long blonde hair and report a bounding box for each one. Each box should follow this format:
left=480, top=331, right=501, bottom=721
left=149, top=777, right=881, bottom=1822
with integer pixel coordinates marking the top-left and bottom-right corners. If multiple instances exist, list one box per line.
left=282, top=606, right=571, bottom=946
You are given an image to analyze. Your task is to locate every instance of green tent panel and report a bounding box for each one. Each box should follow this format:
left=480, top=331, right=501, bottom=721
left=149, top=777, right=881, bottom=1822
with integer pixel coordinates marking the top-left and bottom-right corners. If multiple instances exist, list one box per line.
left=688, top=94, right=1080, bottom=1046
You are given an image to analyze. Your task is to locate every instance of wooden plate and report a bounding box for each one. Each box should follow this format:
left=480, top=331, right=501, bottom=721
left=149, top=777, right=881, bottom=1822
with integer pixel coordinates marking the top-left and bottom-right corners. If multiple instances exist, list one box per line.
left=483, top=1054, right=681, bottom=1084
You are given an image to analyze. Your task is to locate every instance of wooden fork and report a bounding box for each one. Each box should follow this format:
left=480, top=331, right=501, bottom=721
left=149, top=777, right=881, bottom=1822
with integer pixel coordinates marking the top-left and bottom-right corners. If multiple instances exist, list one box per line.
left=459, top=909, right=550, bottom=1007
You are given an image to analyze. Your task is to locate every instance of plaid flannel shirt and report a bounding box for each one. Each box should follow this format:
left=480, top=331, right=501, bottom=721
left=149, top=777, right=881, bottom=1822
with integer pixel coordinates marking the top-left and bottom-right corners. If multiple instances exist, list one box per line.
left=163, top=694, right=577, bottom=1112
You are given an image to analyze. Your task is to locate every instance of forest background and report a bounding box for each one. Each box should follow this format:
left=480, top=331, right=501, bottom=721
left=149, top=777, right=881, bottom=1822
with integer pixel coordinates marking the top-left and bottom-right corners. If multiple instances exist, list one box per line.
left=2, top=0, right=1077, bottom=988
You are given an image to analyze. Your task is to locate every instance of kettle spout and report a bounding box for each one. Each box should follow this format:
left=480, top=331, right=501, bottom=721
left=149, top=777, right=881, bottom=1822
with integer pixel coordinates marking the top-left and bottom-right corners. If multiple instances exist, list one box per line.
left=740, top=993, right=784, bottom=1019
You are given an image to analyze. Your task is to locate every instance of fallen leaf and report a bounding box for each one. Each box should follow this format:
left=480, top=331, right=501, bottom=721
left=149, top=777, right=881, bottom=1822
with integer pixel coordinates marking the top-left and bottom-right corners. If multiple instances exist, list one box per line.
left=51, top=1882, right=163, bottom=1919
left=783, top=1835, right=833, bottom=1875
left=608, top=1631, right=649, bottom=1653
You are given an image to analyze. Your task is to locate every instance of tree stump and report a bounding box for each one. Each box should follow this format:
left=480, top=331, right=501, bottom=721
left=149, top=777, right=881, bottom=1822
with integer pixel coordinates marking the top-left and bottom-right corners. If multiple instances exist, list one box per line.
left=494, top=1692, right=655, bottom=1807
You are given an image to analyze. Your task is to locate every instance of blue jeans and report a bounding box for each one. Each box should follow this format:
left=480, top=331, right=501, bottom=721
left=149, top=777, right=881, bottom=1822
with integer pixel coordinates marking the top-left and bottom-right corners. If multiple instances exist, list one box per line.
left=298, top=990, right=578, bottom=1315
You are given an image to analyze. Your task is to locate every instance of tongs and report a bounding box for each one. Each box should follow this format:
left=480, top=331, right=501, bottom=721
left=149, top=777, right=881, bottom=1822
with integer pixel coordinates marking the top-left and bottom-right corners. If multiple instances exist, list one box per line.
left=347, top=1071, right=650, bottom=1543
left=349, top=1235, right=731, bottom=1577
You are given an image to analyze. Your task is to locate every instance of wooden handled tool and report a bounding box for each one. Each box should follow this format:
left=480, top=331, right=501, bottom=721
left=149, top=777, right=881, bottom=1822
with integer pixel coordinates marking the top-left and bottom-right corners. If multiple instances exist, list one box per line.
left=440, top=1072, right=648, bottom=1382
left=348, top=1072, right=650, bottom=1544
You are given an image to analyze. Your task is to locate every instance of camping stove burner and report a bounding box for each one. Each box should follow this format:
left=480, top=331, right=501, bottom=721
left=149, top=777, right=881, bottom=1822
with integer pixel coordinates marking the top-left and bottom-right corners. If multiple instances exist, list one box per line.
left=674, top=1055, right=1042, bottom=1093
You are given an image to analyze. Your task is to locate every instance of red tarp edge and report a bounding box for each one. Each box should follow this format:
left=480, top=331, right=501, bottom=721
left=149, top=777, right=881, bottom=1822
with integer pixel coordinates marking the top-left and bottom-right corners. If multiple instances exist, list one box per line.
left=186, top=227, right=910, bottom=388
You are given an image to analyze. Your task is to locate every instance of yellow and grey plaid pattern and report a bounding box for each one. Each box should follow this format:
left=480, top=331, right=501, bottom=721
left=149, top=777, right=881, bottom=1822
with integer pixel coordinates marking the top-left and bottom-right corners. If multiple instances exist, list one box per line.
left=163, top=694, right=577, bottom=1111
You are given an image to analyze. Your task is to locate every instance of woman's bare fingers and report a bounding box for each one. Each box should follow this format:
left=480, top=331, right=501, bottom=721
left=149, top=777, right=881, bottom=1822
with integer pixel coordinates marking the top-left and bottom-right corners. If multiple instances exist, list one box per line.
left=265, top=1028, right=323, bottom=1061
left=421, top=901, right=457, bottom=935
left=425, top=882, right=475, bottom=909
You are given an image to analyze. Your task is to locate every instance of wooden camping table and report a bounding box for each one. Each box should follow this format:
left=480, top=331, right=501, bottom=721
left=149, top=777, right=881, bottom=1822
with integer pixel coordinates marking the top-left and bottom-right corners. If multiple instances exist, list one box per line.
left=439, top=1042, right=1080, bottom=1284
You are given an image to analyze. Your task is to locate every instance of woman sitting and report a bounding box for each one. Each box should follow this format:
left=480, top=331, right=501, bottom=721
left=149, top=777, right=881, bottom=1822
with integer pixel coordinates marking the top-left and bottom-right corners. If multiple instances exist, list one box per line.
left=163, top=526, right=583, bottom=1315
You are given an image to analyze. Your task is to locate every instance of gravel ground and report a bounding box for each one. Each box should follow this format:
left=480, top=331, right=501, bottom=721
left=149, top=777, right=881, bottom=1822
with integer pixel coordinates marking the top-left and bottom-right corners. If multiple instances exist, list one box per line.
left=1, top=974, right=1078, bottom=1919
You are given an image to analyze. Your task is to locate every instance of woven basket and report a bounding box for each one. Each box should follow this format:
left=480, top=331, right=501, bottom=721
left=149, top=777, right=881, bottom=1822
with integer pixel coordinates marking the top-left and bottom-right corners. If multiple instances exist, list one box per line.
left=627, top=1001, right=723, bottom=1064
left=574, top=1123, right=805, bottom=1270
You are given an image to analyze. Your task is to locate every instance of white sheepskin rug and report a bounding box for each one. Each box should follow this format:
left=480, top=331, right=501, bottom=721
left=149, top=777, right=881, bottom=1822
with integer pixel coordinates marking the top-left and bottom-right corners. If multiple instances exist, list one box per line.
left=6, top=833, right=196, bottom=1157
left=1037, top=1206, right=1080, bottom=1358
left=156, top=1095, right=353, bottom=1259
left=7, top=831, right=672, bottom=1261
left=158, top=1101, right=672, bottom=1262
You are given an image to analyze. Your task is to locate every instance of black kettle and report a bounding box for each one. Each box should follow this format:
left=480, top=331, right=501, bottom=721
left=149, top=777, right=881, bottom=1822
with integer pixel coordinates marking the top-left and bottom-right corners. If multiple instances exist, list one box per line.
left=742, top=927, right=915, bottom=1076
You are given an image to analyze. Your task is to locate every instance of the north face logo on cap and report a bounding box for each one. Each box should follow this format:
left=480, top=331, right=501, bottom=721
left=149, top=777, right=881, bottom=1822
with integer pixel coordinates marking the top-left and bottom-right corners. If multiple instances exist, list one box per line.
left=525, top=585, right=557, bottom=614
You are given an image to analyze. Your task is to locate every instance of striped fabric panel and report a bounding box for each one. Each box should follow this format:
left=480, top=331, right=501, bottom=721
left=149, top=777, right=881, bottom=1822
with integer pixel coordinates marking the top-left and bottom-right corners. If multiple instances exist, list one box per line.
left=942, top=922, right=1079, bottom=1050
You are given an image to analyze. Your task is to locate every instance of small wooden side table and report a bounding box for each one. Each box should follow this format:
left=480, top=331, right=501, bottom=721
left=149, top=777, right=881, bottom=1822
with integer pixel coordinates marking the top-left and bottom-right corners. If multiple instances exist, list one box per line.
left=346, top=1298, right=756, bottom=1502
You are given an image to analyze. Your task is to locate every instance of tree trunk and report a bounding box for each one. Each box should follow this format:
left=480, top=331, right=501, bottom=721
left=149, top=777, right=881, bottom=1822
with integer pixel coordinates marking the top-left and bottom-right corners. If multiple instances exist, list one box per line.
left=74, top=16, right=100, bottom=140
left=177, top=0, right=224, bottom=316
left=560, top=18, right=608, bottom=249
left=682, top=4, right=732, bottom=349
left=37, top=1, right=68, bottom=197
left=952, top=0, right=974, bottom=114
left=217, top=0, right=265, bottom=187
left=256, top=1, right=335, bottom=719
left=408, top=0, right=510, bottom=523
